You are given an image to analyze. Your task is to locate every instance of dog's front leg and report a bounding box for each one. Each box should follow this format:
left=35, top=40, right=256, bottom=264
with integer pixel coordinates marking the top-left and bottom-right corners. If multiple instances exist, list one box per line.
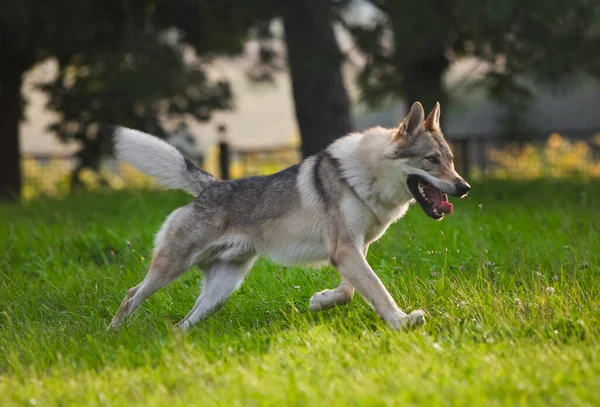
left=308, top=277, right=355, bottom=312
left=309, top=245, right=370, bottom=312
left=331, top=243, right=425, bottom=330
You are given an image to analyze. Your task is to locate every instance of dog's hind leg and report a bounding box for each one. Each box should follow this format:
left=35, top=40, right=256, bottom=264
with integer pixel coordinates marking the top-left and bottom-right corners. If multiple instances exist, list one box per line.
left=108, top=249, right=189, bottom=330
left=177, top=257, right=256, bottom=330
left=108, top=208, right=194, bottom=331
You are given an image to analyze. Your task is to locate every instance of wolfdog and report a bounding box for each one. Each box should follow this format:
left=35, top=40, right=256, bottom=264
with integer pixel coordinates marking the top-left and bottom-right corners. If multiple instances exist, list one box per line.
left=108, top=102, right=470, bottom=331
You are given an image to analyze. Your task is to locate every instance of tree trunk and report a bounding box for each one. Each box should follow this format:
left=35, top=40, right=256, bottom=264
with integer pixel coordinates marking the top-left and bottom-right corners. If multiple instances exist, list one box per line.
left=0, top=54, right=24, bottom=201
left=282, top=0, right=353, bottom=158
left=403, top=51, right=449, bottom=127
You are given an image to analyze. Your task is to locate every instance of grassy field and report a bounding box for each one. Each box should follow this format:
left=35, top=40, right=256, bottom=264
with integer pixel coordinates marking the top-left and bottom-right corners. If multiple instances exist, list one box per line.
left=1, top=180, right=599, bottom=406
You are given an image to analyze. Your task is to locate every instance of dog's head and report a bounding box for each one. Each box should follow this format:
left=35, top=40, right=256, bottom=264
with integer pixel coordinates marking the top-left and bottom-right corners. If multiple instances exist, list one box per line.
left=384, top=102, right=470, bottom=220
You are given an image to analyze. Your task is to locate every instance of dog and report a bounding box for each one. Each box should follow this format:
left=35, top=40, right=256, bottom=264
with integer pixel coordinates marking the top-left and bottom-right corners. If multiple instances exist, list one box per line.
left=108, top=102, right=470, bottom=331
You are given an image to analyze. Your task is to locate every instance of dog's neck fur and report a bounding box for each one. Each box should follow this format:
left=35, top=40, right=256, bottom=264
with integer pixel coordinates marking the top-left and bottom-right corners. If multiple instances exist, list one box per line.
left=328, top=129, right=415, bottom=225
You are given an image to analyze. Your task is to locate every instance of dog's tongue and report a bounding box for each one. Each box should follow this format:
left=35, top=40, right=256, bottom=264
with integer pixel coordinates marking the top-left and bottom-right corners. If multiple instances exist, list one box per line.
left=436, top=194, right=454, bottom=214
left=422, top=184, right=454, bottom=216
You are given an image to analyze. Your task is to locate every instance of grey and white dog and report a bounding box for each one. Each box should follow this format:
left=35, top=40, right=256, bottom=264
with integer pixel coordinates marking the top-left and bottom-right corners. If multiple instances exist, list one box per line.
left=108, top=102, right=470, bottom=331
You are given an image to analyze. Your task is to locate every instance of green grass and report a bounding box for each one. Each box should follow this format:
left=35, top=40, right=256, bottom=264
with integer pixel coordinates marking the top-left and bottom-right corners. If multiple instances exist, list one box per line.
left=1, top=180, right=599, bottom=406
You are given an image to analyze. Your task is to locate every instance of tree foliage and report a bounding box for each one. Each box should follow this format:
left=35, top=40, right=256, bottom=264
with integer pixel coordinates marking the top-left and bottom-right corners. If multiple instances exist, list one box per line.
left=40, top=1, right=269, bottom=185
left=0, top=0, right=268, bottom=196
left=344, top=0, right=600, bottom=133
left=40, top=37, right=235, bottom=184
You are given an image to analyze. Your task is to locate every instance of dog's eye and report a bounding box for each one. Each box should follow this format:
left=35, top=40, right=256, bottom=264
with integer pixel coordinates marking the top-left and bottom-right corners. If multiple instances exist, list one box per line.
left=426, top=156, right=440, bottom=164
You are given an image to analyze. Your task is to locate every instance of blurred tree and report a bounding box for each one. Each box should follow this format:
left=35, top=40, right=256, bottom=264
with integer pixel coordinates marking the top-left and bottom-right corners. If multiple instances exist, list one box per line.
left=0, top=0, right=261, bottom=199
left=40, top=37, right=233, bottom=187
left=282, top=0, right=353, bottom=157
left=231, top=0, right=355, bottom=158
left=345, top=0, right=600, bottom=136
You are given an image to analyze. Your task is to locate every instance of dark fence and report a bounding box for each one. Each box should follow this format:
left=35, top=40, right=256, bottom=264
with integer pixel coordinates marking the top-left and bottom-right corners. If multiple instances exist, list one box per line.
left=20, top=145, right=302, bottom=198
left=20, top=130, right=600, bottom=198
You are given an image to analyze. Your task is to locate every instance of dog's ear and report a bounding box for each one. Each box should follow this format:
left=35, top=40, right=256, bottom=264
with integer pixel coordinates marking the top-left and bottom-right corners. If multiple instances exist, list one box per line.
left=393, top=102, right=424, bottom=141
left=425, top=102, right=441, bottom=132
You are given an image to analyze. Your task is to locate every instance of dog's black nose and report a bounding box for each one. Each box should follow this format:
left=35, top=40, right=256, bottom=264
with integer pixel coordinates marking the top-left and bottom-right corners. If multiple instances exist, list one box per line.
left=455, top=182, right=471, bottom=197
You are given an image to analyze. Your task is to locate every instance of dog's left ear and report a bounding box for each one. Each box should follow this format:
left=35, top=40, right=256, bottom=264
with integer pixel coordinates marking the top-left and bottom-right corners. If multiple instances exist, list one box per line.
left=425, top=102, right=441, bottom=132
left=393, top=102, right=424, bottom=142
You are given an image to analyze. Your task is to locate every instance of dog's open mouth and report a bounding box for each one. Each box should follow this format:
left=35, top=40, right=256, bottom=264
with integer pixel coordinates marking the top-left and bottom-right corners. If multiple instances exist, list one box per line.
left=407, top=175, right=453, bottom=220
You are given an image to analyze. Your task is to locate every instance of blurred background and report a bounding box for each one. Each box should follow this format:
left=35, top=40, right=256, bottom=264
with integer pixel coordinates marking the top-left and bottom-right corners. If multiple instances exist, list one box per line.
left=1, top=0, right=599, bottom=200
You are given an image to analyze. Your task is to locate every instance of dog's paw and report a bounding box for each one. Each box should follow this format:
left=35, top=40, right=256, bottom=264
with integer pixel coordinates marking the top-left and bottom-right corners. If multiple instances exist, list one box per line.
left=308, top=289, right=337, bottom=312
left=309, top=286, right=353, bottom=312
left=403, top=309, right=426, bottom=328
left=175, top=320, right=191, bottom=331
left=386, top=309, right=427, bottom=330
left=107, top=318, right=123, bottom=331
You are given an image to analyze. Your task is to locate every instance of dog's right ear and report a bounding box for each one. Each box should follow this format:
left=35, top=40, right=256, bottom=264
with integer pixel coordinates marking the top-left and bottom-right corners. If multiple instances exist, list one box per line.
left=425, top=102, right=441, bottom=132
left=392, top=102, right=424, bottom=142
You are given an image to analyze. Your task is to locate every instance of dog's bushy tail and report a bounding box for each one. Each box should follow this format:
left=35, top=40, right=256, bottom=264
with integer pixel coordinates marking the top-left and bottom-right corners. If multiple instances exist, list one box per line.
left=112, top=126, right=217, bottom=196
